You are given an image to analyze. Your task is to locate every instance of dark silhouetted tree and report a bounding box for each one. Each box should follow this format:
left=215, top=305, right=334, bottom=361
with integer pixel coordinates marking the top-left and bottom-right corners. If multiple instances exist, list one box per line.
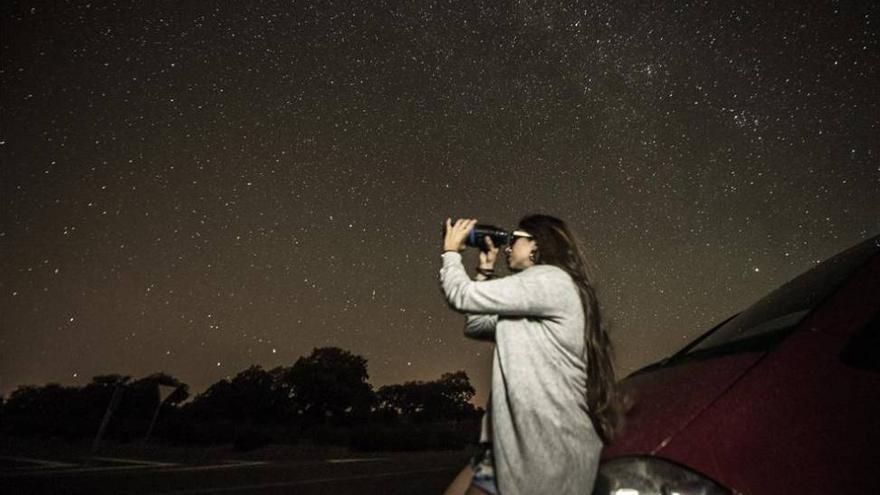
left=433, top=371, right=477, bottom=420
left=376, top=370, right=477, bottom=422
left=3, top=383, right=81, bottom=437
left=280, top=347, right=376, bottom=425
left=191, top=365, right=289, bottom=423
left=77, top=374, right=131, bottom=431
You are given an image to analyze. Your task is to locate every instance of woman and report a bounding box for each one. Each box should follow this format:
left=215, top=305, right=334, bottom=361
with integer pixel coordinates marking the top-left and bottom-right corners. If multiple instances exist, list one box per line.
left=439, top=215, right=623, bottom=495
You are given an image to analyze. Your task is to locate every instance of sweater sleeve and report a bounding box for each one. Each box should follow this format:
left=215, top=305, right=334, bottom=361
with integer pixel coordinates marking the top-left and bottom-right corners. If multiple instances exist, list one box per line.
left=439, top=251, right=566, bottom=318
left=464, top=313, right=497, bottom=341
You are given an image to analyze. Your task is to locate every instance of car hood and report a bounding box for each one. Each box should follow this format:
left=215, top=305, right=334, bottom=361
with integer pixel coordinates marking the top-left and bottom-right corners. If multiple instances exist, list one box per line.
left=602, top=351, right=765, bottom=458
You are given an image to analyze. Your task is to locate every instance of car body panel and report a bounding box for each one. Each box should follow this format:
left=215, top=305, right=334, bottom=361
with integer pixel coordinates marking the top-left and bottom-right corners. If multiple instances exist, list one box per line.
left=600, top=245, right=880, bottom=494
left=603, top=351, right=765, bottom=456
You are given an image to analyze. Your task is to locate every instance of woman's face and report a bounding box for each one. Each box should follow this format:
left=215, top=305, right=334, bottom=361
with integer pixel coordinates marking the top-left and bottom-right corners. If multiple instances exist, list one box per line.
left=505, top=232, right=537, bottom=272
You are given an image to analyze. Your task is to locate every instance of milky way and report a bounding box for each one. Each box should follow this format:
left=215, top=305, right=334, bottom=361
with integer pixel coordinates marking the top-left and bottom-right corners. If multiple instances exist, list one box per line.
left=2, top=1, right=878, bottom=405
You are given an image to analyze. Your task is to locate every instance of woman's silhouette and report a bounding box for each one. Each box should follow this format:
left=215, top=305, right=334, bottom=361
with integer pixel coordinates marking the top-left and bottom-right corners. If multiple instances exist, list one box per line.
left=439, top=215, right=624, bottom=495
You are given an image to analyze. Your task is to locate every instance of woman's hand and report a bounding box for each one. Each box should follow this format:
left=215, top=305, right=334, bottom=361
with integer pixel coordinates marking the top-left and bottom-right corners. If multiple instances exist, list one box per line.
left=444, top=218, right=477, bottom=252
left=479, top=235, right=500, bottom=269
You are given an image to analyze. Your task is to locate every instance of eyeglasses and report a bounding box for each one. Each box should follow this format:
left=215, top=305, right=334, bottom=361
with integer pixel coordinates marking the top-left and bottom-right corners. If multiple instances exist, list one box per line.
left=507, top=230, right=534, bottom=248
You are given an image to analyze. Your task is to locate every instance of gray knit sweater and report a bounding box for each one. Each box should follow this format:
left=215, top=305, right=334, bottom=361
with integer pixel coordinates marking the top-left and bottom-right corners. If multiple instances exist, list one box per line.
left=439, top=251, right=602, bottom=495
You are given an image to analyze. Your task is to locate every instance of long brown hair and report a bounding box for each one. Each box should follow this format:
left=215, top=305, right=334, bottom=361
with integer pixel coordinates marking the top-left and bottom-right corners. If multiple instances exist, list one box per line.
left=518, top=214, right=624, bottom=443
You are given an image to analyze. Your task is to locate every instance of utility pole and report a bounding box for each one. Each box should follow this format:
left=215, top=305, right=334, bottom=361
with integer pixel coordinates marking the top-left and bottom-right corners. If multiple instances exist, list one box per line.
left=91, top=382, right=126, bottom=454
left=143, top=384, right=177, bottom=446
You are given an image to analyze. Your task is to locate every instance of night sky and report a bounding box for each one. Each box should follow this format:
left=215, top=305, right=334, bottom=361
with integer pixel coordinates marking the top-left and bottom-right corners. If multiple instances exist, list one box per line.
left=2, top=1, right=878, bottom=407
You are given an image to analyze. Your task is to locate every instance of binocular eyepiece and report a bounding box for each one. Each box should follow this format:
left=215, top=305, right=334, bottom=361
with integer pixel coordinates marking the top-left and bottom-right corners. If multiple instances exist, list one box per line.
left=442, top=223, right=511, bottom=252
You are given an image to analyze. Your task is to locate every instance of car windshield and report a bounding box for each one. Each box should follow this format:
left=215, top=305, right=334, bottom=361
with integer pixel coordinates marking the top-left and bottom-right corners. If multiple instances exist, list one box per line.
left=677, top=234, right=880, bottom=360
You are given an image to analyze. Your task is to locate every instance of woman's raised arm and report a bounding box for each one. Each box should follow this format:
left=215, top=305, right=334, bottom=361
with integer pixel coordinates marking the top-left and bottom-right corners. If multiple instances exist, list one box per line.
left=439, top=251, right=568, bottom=318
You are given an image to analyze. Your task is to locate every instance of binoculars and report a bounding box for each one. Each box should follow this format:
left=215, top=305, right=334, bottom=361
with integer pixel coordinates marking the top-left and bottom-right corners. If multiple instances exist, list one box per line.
left=442, top=223, right=512, bottom=252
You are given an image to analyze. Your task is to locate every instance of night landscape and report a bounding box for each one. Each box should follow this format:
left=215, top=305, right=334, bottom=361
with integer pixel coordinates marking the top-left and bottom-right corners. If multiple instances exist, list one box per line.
left=2, top=1, right=878, bottom=493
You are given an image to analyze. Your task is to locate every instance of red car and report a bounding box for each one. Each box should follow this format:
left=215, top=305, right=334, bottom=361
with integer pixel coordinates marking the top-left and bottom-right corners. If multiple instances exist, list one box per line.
left=594, top=234, right=880, bottom=495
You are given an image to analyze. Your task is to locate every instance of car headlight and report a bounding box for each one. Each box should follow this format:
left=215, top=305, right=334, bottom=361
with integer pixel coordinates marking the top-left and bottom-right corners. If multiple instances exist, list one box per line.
left=593, top=456, right=732, bottom=495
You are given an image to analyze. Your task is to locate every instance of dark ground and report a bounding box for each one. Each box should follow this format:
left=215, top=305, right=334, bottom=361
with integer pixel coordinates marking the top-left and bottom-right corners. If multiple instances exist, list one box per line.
left=1, top=436, right=475, bottom=494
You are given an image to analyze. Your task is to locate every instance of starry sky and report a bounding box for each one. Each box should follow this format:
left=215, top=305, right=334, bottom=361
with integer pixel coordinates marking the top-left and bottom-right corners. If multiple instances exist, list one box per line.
left=2, top=1, right=878, bottom=407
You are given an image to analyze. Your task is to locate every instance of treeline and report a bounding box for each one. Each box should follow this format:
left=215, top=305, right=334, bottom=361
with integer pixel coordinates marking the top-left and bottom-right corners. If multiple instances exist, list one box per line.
left=0, top=347, right=483, bottom=452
